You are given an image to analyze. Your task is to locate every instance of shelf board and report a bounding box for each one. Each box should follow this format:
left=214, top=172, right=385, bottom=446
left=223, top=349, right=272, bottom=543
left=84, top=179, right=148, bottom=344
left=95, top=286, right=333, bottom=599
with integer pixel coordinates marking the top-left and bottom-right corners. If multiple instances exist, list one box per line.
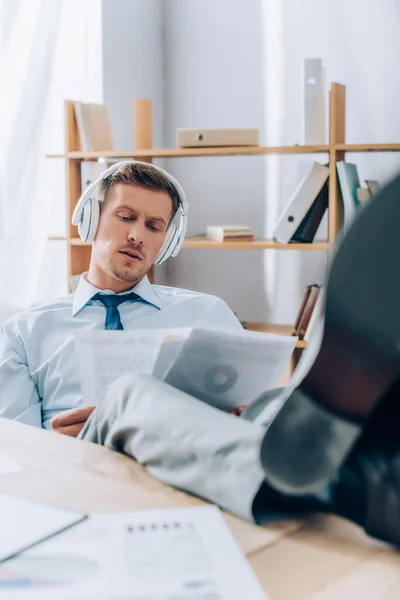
left=46, top=145, right=330, bottom=160
left=244, top=322, right=307, bottom=348
left=334, top=143, right=400, bottom=152
left=183, top=236, right=330, bottom=251
left=49, top=236, right=329, bottom=251
left=46, top=142, right=400, bottom=160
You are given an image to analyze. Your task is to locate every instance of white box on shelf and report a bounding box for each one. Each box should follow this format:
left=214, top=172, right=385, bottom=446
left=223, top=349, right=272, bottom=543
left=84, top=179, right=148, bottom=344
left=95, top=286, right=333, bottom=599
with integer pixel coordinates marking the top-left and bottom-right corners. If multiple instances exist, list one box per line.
left=177, top=128, right=259, bottom=148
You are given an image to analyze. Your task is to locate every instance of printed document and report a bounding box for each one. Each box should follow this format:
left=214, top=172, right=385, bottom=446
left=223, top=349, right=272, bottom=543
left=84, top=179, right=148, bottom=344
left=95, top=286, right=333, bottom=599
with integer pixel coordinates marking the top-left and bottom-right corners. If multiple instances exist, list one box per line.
left=75, top=329, right=168, bottom=405
left=0, top=505, right=268, bottom=599
left=75, top=325, right=296, bottom=409
left=164, top=325, right=297, bottom=410
left=0, top=493, right=85, bottom=563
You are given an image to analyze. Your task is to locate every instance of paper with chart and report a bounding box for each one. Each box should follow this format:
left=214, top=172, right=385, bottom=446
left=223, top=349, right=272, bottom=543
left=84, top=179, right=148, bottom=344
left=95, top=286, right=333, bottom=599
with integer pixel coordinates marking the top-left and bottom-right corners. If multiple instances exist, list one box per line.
left=0, top=505, right=268, bottom=599
left=75, top=328, right=191, bottom=405
left=164, top=325, right=297, bottom=410
left=0, top=493, right=85, bottom=563
left=75, top=325, right=297, bottom=409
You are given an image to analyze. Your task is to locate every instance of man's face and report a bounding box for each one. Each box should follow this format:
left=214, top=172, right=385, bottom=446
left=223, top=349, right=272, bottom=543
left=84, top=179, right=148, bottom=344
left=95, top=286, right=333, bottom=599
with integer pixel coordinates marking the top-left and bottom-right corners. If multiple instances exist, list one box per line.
left=91, top=183, right=173, bottom=289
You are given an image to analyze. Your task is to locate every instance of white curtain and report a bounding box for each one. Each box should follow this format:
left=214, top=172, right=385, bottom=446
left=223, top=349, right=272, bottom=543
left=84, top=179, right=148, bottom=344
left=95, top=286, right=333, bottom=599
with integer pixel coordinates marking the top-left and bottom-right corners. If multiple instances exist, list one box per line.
left=0, top=0, right=62, bottom=309
left=262, top=0, right=400, bottom=324
left=0, top=0, right=102, bottom=310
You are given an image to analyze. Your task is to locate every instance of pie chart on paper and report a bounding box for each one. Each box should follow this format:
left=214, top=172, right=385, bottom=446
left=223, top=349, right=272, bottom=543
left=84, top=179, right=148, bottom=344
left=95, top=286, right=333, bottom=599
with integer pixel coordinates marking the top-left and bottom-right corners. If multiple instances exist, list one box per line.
left=0, top=555, right=99, bottom=589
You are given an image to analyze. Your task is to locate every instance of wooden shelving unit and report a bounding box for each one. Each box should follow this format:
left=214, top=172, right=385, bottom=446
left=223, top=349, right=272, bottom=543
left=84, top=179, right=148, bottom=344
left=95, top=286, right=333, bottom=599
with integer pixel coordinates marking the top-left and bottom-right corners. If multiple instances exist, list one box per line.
left=47, top=83, right=396, bottom=350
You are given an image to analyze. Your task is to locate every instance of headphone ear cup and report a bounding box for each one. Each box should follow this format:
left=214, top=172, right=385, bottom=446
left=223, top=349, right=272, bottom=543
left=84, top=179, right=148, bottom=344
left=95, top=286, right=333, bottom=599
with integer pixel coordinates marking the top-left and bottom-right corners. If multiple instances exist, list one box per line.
left=154, top=223, right=178, bottom=265
left=78, top=198, right=101, bottom=243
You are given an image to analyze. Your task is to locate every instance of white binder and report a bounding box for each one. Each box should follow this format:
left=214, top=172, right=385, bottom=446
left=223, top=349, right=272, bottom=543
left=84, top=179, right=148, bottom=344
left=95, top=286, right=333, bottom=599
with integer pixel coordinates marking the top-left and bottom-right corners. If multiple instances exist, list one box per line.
left=273, top=162, right=329, bottom=244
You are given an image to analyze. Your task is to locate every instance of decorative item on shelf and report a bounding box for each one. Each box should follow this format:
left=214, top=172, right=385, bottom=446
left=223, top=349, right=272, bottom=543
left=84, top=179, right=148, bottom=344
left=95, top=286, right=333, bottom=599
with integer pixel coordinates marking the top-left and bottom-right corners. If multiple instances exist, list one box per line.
left=273, top=162, right=329, bottom=244
left=177, top=128, right=259, bottom=148
left=73, top=102, right=113, bottom=152
left=206, top=225, right=254, bottom=242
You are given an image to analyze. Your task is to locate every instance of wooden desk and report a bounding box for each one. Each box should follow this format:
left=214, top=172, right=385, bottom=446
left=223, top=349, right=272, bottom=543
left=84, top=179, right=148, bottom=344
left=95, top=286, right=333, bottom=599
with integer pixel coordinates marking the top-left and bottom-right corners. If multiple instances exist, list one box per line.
left=1, top=418, right=399, bottom=599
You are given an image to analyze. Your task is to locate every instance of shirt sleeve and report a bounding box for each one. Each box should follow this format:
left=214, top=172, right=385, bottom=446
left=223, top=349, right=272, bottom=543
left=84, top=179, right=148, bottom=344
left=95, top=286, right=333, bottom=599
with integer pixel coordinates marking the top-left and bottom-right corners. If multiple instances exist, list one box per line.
left=0, top=321, right=42, bottom=427
left=202, top=297, right=243, bottom=330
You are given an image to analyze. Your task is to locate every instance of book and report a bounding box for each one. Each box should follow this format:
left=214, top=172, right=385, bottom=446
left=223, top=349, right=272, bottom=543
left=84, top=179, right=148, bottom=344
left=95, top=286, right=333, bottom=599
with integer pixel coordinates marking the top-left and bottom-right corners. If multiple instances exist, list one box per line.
left=292, top=284, right=321, bottom=340
left=336, top=162, right=361, bottom=227
left=292, top=287, right=312, bottom=337
left=290, top=179, right=329, bottom=243
left=356, top=187, right=371, bottom=203
left=365, top=179, right=380, bottom=195
left=73, top=102, right=113, bottom=152
left=273, top=162, right=329, bottom=243
left=303, top=288, right=325, bottom=343
left=206, top=225, right=254, bottom=242
left=177, top=128, right=259, bottom=148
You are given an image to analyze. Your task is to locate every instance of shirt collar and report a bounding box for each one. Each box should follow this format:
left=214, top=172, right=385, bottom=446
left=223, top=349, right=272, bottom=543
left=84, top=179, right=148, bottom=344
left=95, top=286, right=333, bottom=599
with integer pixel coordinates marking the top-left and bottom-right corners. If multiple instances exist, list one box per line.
left=72, top=273, right=162, bottom=316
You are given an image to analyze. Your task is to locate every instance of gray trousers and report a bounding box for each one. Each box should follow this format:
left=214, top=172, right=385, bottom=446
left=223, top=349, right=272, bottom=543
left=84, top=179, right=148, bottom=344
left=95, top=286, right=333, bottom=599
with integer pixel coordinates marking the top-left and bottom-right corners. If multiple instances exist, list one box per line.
left=79, top=373, right=283, bottom=521
left=79, top=328, right=360, bottom=522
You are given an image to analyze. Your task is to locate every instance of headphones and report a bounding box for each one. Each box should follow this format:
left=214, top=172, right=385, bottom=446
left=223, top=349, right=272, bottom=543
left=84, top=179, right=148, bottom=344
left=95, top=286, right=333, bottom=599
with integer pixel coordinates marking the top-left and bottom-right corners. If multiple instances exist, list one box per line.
left=71, top=160, right=188, bottom=265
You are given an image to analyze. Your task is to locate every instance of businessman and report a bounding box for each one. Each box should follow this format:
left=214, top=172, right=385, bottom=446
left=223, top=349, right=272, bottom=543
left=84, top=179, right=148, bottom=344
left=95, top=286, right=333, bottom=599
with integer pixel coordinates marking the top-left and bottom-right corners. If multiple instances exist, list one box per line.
left=0, top=161, right=240, bottom=430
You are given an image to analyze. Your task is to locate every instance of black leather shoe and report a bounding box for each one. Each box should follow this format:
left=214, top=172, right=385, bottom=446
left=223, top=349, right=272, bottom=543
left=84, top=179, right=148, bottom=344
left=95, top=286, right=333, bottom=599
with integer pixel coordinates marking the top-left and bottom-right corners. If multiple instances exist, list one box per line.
left=258, top=171, right=400, bottom=545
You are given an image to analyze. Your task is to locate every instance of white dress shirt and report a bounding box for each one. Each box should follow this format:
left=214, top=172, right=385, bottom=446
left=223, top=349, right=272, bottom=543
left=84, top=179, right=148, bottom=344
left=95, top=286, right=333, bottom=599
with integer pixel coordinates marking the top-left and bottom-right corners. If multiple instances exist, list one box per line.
left=0, top=275, right=241, bottom=429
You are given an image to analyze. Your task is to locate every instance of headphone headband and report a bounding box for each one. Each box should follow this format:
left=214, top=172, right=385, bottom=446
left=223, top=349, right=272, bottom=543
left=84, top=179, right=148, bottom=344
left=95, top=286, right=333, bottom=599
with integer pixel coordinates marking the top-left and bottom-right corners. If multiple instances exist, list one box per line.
left=72, top=160, right=188, bottom=264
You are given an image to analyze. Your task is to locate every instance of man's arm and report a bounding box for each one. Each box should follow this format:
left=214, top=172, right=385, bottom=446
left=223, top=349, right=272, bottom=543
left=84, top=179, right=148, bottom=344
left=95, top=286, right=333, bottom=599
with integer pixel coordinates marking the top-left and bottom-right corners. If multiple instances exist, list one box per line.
left=203, top=297, right=243, bottom=329
left=0, top=321, right=42, bottom=427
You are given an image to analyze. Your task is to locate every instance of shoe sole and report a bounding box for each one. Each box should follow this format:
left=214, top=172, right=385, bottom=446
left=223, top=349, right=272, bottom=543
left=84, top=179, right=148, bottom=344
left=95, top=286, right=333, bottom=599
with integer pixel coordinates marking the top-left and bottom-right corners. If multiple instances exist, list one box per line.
left=261, top=172, right=400, bottom=495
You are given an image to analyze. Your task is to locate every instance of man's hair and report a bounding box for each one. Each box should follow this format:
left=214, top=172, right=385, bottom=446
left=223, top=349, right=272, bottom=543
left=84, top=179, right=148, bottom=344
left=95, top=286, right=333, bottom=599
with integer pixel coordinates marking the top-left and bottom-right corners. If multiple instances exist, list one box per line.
left=100, top=162, right=181, bottom=219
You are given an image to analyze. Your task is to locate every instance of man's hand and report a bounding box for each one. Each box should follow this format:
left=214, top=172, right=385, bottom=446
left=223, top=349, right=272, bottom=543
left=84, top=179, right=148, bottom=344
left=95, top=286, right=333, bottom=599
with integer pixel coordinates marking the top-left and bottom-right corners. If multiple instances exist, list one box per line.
left=51, top=406, right=96, bottom=437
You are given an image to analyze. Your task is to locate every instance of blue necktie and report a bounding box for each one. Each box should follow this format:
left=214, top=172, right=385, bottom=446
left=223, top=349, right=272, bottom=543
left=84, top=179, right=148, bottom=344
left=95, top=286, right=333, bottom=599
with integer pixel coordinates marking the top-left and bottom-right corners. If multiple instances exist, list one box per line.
left=93, top=293, right=138, bottom=330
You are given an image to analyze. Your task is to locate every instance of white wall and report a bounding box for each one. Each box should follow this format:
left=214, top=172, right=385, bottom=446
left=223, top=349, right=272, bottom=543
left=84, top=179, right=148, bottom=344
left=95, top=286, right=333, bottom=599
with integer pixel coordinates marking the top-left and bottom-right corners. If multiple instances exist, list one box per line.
left=102, top=0, right=164, bottom=150
left=162, top=0, right=268, bottom=322
left=263, top=0, right=400, bottom=324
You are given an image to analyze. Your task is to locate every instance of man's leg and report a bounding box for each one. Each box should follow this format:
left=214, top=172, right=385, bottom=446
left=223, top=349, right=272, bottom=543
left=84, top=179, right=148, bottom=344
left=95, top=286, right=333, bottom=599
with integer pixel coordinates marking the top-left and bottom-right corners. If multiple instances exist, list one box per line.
left=257, top=172, right=400, bottom=545
left=79, top=373, right=269, bottom=521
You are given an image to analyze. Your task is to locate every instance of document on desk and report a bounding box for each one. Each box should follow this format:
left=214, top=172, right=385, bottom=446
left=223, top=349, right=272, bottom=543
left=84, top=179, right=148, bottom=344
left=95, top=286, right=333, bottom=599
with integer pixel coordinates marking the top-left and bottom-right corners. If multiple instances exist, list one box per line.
left=164, top=325, right=297, bottom=410
left=0, top=505, right=268, bottom=599
left=0, top=492, right=85, bottom=563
